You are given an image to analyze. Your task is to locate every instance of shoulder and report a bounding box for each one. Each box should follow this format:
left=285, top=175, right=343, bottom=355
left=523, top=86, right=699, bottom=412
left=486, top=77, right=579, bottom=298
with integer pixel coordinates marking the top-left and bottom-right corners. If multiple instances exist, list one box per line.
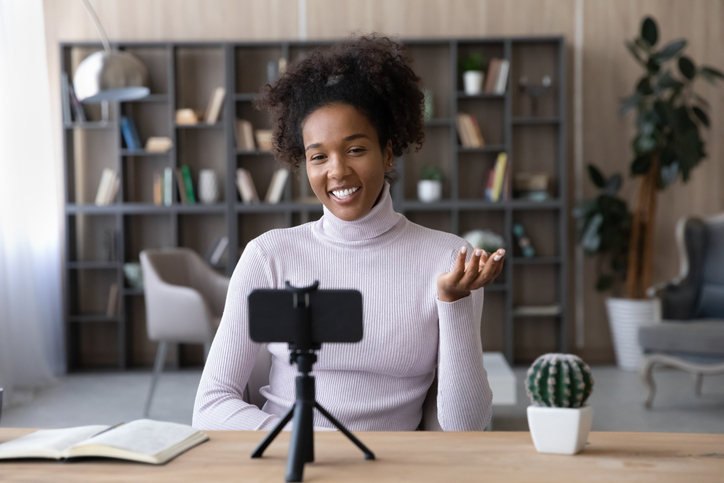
left=402, top=218, right=470, bottom=254
left=250, top=223, right=316, bottom=256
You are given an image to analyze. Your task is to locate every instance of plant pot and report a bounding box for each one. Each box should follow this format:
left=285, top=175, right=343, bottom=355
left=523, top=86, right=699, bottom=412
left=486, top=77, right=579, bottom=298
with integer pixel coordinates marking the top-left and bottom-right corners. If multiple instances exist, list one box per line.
left=527, top=405, right=593, bottom=455
left=605, top=297, right=660, bottom=371
left=463, top=70, right=484, bottom=95
left=198, top=169, right=220, bottom=204
left=417, top=180, right=442, bottom=203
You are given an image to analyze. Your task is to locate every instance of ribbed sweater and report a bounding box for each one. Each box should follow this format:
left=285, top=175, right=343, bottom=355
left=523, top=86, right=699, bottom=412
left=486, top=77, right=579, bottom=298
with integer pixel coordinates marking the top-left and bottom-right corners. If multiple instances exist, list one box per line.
left=193, top=183, right=493, bottom=431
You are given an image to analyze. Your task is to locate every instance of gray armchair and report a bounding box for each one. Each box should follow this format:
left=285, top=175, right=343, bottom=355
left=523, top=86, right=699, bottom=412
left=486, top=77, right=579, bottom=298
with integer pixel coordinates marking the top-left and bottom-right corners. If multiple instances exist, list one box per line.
left=140, top=248, right=230, bottom=417
left=639, top=213, right=724, bottom=408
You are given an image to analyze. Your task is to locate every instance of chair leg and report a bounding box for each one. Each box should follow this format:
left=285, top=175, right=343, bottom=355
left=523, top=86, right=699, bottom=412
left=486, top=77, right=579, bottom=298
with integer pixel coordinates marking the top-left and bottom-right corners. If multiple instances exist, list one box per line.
left=695, top=373, right=703, bottom=397
left=641, top=356, right=657, bottom=409
left=144, top=341, right=168, bottom=418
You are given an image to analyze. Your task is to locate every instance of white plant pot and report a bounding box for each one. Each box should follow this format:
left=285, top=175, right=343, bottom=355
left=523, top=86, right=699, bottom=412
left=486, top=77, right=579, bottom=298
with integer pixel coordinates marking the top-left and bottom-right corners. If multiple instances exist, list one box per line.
left=417, top=180, right=442, bottom=203
left=463, top=70, right=484, bottom=95
left=527, top=405, right=593, bottom=455
left=605, top=297, right=660, bottom=371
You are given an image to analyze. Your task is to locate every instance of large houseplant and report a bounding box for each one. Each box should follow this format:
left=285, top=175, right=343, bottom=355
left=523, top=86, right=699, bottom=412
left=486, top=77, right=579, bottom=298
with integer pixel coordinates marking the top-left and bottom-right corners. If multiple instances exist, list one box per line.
left=573, top=16, right=722, bottom=370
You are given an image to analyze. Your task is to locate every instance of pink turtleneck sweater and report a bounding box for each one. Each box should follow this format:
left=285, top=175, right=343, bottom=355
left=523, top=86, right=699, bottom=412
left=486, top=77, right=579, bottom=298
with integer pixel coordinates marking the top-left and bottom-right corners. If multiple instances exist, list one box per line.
left=193, top=183, right=492, bottom=431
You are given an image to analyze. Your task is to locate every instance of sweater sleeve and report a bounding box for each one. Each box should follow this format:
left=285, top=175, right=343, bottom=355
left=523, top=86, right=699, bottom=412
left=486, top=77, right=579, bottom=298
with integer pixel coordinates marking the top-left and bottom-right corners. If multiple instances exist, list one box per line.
left=192, top=241, right=281, bottom=430
left=434, top=254, right=493, bottom=430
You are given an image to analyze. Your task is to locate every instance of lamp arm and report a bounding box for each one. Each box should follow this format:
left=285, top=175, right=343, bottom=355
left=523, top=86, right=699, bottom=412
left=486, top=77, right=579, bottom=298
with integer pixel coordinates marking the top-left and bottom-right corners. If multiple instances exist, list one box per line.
left=81, top=0, right=112, bottom=54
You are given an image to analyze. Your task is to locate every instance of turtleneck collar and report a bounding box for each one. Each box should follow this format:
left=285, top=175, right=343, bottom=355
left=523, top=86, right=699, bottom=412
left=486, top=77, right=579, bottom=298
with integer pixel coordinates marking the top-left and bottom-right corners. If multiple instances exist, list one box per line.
left=313, top=181, right=404, bottom=246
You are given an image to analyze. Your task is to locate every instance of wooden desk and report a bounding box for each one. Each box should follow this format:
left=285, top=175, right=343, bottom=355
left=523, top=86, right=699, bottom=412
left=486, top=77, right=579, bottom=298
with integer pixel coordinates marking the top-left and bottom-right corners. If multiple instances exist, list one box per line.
left=0, top=429, right=722, bottom=482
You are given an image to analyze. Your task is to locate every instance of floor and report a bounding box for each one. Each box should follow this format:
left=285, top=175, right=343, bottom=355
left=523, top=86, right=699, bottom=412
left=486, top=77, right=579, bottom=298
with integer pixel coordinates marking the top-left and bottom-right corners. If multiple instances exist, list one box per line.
left=2, top=366, right=723, bottom=433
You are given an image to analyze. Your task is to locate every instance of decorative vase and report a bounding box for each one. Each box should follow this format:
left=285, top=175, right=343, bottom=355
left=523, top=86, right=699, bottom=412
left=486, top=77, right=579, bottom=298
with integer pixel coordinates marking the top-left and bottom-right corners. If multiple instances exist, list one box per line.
left=605, top=297, right=660, bottom=371
left=198, top=169, right=220, bottom=204
left=463, top=70, right=484, bottom=95
left=418, top=180, right=442, bottom=203
left=527, top=405, right=593, bottom=455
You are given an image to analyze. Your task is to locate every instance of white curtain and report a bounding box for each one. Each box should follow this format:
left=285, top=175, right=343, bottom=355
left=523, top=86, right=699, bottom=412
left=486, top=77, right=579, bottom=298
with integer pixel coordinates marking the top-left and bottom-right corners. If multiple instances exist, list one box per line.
left=0, top=0, right=65, bottom=410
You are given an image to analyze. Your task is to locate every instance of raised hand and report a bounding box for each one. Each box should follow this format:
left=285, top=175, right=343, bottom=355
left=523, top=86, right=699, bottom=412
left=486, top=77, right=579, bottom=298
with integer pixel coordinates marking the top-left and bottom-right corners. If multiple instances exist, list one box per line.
left=437, top=246, right=506, bottom=303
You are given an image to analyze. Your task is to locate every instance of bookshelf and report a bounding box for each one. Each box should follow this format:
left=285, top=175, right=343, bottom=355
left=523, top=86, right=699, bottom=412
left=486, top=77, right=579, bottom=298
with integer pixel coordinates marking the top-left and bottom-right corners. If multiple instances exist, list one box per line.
left=61, top=37, right=567, bottom=370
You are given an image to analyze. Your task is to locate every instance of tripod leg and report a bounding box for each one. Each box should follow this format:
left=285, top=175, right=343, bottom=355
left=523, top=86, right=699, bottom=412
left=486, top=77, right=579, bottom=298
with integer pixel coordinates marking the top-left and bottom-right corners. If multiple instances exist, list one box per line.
left=286, top=399, right=313, bottom=482
left=251, top=405, right=295, bottom=458
left=315, top=402, right=375, bottom=460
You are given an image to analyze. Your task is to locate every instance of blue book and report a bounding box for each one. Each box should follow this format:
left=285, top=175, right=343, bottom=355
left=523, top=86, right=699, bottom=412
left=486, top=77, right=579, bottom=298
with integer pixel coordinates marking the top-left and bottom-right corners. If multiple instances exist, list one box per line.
left=120, top=116, right=137, bottom=150
left=127, top=117, right=143, bottom=149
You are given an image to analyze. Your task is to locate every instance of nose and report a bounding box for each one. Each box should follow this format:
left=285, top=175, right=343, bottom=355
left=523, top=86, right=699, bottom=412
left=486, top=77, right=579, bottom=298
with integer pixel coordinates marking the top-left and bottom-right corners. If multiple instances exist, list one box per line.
left=327, top=153, right=350, bottom=180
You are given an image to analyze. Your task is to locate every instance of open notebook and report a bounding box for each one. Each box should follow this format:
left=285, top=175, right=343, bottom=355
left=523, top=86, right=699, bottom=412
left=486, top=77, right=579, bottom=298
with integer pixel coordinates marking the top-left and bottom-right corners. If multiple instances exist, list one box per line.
left=0, top=419, right=208, bottom=465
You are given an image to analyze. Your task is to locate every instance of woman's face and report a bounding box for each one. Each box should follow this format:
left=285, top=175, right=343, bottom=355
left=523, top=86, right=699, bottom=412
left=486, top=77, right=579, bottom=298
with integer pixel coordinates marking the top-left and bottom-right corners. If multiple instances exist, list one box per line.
left=303, top=103, right=393, bottom=222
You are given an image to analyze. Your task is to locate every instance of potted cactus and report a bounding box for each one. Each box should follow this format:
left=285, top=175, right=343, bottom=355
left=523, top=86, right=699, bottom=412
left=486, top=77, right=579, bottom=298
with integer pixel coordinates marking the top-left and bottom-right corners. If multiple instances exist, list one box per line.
left=526, top=353, right=594, bottom=455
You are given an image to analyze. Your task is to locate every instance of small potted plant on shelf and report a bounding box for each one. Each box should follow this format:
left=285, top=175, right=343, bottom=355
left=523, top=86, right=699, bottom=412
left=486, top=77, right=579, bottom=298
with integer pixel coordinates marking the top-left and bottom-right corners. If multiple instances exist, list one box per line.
left=459, top=52, right=486, bottom=95
left=418, top=165, right=444, bottom=203
left=526, top=353, right=594, bottom=455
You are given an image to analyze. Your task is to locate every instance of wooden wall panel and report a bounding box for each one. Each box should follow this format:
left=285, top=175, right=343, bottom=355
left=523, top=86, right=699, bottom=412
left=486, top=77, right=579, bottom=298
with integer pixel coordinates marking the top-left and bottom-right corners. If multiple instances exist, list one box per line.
left=44, top=0, right=724, bottom=365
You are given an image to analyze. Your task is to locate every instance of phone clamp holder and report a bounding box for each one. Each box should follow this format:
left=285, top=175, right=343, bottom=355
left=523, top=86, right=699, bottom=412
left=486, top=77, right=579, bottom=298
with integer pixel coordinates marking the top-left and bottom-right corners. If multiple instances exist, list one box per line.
left=250, top=281, right=375, bottom=482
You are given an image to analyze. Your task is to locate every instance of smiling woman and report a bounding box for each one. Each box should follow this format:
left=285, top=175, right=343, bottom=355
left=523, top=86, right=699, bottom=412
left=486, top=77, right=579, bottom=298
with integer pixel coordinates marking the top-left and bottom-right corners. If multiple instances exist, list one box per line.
left=193, top=35, right=505, bottom=432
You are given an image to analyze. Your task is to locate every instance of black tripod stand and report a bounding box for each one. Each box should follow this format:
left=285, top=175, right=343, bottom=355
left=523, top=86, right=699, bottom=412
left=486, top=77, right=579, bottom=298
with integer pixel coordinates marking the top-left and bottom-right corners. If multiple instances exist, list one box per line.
left=250, top=282, right=375, bottom=482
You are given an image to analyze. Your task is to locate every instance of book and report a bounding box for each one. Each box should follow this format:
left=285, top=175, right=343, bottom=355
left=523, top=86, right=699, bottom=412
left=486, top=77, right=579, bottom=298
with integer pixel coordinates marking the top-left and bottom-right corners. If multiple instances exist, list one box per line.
left=0, top=419, right=208, bottom=465
left=455, top=113, right=473, bottom=147
left=61, top=72, right=72, bottom=124
left=204, top=87, right=226, bottom=124
left=491, top=152, right=508, bottom=202
left=265, top=169, right=289, bottom=204
left=203, top=235, right=223, bottom=264
left=181, top=165, right=196, bottom=204
left=176, top=169, right=188, bottom=204
left=456, top=113, right=483, bottom=148
left=106, top=173, right=120, bottom=204
left=209, top=236, right=229, bottom=265
left=235, top=119, right=256, bottom=151
left=236, top=168, right=259, bottom=203
left=494, top=59, right=510, bottom=95
left=164, top=167, right=173, bottom=206
left=94, top=169, right=115, bottom=206
left=255, top=129, right=273, bottom=151
left=67, top=82, right=86, bottom=123
left=468, top=116, right=485, bottom=147
left=120, top=116, right=142, bottom=150
left=484, top=58, right=501, bottom=94
left=153, top=170, right=163, bottom=205
left=145, top=136, right=172, bottom=152
left=106, top=283, right=119, bottom=317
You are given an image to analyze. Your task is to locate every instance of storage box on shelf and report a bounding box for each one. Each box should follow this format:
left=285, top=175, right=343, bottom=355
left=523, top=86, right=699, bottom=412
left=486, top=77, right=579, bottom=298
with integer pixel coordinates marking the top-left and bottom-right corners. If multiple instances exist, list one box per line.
left=61, top=37, right=566, bottom=370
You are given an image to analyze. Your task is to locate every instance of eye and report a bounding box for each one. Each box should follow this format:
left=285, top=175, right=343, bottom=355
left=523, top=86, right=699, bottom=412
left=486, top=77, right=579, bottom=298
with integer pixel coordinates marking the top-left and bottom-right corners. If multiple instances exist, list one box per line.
left=349, top=147, right=366, bottom=154
left=309, top=154, right=326, bottom=162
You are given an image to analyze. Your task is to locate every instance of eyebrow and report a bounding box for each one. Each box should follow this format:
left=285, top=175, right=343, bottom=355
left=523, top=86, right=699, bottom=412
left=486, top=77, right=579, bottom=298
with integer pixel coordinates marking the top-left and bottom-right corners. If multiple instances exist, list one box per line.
left=305, top=133, right=370, bottom=152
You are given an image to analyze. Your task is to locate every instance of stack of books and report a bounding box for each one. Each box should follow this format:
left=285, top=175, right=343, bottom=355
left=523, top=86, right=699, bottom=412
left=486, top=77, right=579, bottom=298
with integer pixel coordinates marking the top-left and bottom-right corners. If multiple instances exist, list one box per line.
left=456, top=113, right=485, bottom=148
left=484, top=58, right=511, bottom=94
left=513, top=173, right=550, bottom=201
left=483, top=152, right=510, bottom=202
left=95, top=169, right=119, bottom=206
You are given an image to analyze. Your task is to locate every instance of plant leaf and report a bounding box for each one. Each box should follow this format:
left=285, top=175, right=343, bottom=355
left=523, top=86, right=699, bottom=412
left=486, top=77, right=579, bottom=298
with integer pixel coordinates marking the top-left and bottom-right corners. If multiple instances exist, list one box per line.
left=693, top=93, right=710, bottom=107
left=692, top=106, right=709, bottom=127
left=646, top=57, right=661, bottom=74
left=596, top=275, right=615, bottom=292
left=635, top=135, right=657, bottom=153
left=699, top=66, right=724, bottom=84
left=654, top=39, right=686, bottom=62
left=605, top=174, right=622, bottom=195
left=587, top=164, right=606, bottom=188
left=678, top=56, right=696, bottom=79
left=641, top=17, right=658, bottom=46
left=636, top=77, right=653, bottom=95
left=625, top=41, right=646, bottom=67
left=582, top=214, right=603, bottom=253
left=656, top=70, right=684, bottom=90
left=619, top=93, right=640, bottom=116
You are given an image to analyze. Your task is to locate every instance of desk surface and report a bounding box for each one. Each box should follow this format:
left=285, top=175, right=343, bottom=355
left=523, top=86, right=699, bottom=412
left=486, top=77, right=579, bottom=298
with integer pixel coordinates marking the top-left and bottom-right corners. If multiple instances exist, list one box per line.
left=1, top=429, right=722, bottom=482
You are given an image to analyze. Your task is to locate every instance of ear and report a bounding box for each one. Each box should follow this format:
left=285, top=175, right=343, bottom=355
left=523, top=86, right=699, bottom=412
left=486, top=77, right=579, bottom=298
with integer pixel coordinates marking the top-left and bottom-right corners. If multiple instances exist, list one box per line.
left=383, top=140, right=394, bottom=172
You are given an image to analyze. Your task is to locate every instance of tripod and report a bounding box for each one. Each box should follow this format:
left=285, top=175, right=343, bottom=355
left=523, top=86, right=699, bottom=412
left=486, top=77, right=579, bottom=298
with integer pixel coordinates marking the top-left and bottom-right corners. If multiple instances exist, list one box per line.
left=250, top=282, right=375, bottom=482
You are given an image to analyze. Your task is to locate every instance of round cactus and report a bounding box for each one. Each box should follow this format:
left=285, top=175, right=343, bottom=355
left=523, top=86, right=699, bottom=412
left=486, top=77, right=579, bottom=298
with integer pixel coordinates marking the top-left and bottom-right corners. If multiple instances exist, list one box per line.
left=526, top=353, right=594, bottom=408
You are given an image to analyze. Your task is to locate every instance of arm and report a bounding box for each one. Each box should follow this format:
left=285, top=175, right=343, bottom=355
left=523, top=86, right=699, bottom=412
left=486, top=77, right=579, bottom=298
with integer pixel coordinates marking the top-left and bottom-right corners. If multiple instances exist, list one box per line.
left=435, top=287, right=493, bottom=431
left=192, top=242, right=280, bottom=430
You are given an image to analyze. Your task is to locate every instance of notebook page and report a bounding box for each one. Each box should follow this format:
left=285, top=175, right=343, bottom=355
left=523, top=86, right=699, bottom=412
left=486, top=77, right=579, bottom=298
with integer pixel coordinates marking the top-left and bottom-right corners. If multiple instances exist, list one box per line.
left=0, top=425, right=107, bottom=458
left=77, top=419, right=199, bottom=456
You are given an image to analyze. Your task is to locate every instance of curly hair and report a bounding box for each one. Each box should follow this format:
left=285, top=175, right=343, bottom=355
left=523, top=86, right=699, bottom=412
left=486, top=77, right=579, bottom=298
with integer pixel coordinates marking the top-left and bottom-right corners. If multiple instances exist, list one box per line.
left=253, top=34, right=425, bottom=184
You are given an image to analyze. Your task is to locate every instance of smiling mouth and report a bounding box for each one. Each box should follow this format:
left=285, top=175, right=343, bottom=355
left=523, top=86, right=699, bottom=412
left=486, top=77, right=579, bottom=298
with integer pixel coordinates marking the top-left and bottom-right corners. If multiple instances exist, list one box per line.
left=330, top=186, right=360, bottom=200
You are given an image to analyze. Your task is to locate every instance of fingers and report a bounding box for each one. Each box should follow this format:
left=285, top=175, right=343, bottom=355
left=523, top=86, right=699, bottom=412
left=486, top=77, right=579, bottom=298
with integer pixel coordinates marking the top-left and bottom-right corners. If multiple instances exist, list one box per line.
left=449, top=246, right=468, bottom=284
left=473, top=249, right=506, bottom=288
left=459, top=248, right=484, bottom=286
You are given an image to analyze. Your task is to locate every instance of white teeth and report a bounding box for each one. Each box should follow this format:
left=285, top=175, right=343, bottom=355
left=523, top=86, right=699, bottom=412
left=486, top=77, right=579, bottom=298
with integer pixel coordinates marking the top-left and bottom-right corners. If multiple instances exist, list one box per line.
left=332, top=187, right=359, bottom=199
